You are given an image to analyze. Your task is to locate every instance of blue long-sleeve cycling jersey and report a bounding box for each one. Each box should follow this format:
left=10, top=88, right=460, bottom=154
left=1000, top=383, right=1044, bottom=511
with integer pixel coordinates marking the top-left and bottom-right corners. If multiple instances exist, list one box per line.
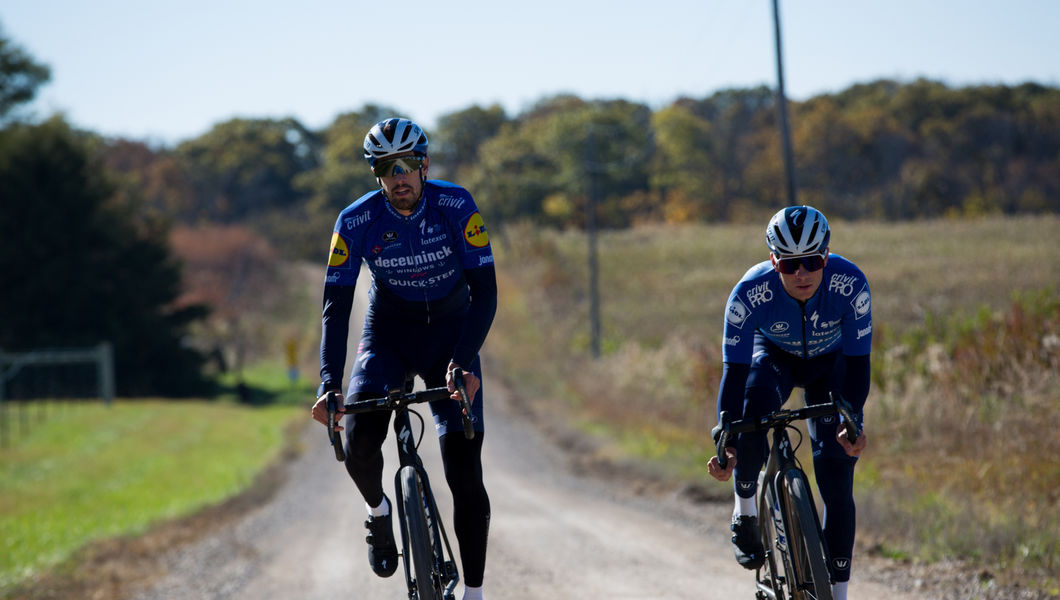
left=319, top=180, right=496, bottom=392
left=717, top=254, right=873, bottom=417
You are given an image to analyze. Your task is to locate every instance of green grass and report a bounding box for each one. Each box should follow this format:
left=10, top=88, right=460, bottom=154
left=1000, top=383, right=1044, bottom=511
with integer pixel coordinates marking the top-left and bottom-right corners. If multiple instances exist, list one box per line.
left=215, top=359, right=317, bottom=406
left=0, top=400, right=302, bottom=594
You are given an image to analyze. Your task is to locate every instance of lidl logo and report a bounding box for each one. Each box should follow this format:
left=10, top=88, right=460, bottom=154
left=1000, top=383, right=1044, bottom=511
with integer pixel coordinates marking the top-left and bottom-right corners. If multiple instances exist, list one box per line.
left=329, top=233, right=350, bottom=267
left=464, top=212, right=489, bottom=248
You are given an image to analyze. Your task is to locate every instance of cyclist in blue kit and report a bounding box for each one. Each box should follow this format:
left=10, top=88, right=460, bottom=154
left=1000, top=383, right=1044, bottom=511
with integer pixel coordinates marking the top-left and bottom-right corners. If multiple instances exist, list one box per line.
left=707, top=206, right=871, bottom=600
left=310, top=118, right=495, bottom=600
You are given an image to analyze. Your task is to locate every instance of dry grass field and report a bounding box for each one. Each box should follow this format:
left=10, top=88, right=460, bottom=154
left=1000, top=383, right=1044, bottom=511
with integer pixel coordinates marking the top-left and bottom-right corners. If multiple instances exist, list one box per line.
left=486, top=215, right=1059, bottom=590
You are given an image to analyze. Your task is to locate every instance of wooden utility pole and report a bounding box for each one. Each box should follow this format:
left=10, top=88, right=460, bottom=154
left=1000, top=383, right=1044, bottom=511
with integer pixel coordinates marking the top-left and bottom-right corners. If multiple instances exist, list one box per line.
left=773, top=0, right=798, bottom=205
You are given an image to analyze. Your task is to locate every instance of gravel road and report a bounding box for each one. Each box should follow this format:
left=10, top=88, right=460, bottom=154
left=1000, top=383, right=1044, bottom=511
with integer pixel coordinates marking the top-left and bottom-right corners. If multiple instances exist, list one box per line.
left=102, top=264, right=933, bottom=600
left=120, top=370, right=927, bottom=600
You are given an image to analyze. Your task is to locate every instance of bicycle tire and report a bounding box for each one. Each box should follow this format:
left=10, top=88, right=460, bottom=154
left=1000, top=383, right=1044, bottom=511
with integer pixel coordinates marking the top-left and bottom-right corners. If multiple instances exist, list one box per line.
left=757, top=473, right=785, bottom=599
left=784, top=474, right=833, bottom=600
left=401, top=466, right=442, bottom=600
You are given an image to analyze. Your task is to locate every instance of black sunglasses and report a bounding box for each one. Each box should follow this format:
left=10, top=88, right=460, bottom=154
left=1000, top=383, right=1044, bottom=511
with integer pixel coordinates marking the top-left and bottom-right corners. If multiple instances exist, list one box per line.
left=372, top=155, right=426, bottom=178
left=775, top=253, right=826, bottom=274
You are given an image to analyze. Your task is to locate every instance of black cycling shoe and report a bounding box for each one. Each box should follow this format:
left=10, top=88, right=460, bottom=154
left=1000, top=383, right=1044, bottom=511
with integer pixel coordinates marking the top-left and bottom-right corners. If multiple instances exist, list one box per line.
left=364, top=498, right=398, bottom=578
left=731, top=515, right=766, bottom=570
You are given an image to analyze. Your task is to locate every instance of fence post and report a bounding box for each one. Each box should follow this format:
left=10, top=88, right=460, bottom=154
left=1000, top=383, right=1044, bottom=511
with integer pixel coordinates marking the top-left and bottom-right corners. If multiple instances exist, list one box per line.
left=98, top=342, right=115, bottom=406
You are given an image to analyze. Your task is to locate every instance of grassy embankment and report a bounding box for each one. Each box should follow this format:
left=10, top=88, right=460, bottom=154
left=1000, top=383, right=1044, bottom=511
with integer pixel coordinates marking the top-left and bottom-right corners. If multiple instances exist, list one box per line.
left=485, top=215, right=1059, bottom=589
left=0, top=393, right=307, bottom=596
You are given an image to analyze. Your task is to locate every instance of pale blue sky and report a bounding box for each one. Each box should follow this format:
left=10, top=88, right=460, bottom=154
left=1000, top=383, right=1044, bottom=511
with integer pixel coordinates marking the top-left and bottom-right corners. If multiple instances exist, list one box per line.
left=3, top=1, right=1058, bottom=145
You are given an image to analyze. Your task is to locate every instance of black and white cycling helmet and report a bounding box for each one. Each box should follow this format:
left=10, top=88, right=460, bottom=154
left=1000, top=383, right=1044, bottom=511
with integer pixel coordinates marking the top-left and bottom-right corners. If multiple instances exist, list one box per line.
left=362, top=117, right=428, bottom=166
left=765, top=205, right=830, bottom=256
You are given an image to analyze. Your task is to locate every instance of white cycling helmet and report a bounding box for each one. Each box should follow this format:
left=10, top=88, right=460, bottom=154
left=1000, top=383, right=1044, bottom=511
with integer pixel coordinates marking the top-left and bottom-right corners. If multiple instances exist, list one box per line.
left=362, top=118, right=429, bottom=166
left=766, top=205, right=830, bottom=256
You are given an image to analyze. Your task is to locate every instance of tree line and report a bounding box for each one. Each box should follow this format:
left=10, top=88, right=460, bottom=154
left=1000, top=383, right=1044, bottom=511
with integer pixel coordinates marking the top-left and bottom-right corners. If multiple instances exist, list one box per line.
left=97, top=79, right=1060, bottom=261
left=3, top=23, right=1059, bottom=395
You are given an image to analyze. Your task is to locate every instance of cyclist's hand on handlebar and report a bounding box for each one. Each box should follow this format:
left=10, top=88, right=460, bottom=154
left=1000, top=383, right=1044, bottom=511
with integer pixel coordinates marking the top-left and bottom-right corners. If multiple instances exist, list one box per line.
left=707, top=448, right=737, bottom=482
left=837, top=426, right=867, bottom=457
left=446, top=362, right=479, bottom=406
left=311, top=390, right=345, bottom=431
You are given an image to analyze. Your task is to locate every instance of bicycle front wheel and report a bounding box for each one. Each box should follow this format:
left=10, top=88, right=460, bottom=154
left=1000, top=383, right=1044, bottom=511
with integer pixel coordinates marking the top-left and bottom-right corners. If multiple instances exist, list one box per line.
left=400, top=466, right=442, bottom=600
left=757, top=473, right=784, bottom=599
left=785, top=474, right=833, bottom=600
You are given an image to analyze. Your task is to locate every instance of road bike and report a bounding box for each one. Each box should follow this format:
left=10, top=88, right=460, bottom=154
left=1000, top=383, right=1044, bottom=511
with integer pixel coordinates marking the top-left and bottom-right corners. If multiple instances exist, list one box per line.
left=324, top=369, right=475, bottom=600
left=714, top=392, right=860, bottom=600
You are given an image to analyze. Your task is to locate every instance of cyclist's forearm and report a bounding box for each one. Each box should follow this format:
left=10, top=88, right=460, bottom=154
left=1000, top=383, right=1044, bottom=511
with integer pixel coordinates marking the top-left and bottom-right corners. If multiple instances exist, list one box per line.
left=451, top=265, right=497, bottom=368
left=319, top=283, right=356, bottom=391
left=841, top=353, right=871, bottom=414
left=717, top=362, right=750, bottom=422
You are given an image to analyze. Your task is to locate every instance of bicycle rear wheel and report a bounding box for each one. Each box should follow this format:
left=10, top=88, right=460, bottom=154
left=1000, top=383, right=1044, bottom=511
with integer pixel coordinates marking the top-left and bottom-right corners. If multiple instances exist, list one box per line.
left=784, top=474, right=832, bottom=600
left=401, top=466, right=442, bottom=600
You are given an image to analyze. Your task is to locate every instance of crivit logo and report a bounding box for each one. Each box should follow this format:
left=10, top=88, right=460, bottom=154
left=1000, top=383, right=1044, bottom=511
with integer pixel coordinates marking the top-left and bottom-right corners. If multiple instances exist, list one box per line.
left=769, top=321, right=790, bottom=334
left=833, top=558, right=850, bottom=571
left=828, top=273, right=858, bottom=297
left=438, top=194, right=466, bottom=210
left=737, top=481, right=756, bottom=493
left=746, top=281, right=773, bottom=307
left=344, top=211, right=371, bottom=229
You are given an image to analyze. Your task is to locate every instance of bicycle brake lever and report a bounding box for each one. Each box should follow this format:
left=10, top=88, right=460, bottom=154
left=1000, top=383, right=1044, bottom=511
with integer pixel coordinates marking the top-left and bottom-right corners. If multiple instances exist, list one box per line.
left=451, top=367, right=475, bottom=440
left=325, top=391, right=346, bottom=462
left=714, top=411, right=731, bottom=470
left=830, top=392, right=861, bottom=444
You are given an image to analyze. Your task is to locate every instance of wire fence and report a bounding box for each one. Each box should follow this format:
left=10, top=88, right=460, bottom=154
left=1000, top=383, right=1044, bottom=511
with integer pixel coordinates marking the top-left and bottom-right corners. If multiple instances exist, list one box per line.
left=0, top=343, right=114, bottom=447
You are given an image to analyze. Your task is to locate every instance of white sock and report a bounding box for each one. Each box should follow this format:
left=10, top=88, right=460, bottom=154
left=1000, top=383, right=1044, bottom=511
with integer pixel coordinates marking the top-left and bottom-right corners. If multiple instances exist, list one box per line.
left=733, top=493, right=757, bottom=518
left=462, top=585, right=483, bottom=600
left=832, top=580, right=848, bottom=600
left=367, top=496, right=390, bottom=517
